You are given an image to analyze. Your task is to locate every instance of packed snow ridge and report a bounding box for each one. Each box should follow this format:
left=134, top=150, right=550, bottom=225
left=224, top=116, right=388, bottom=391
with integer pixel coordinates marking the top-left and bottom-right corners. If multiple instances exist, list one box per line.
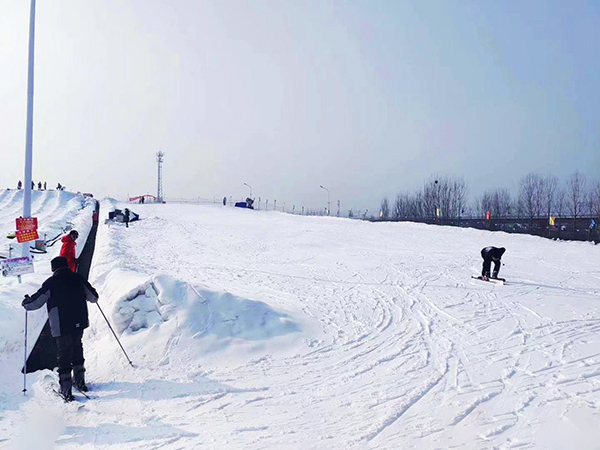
left=1, top=189, right=599, bottom=449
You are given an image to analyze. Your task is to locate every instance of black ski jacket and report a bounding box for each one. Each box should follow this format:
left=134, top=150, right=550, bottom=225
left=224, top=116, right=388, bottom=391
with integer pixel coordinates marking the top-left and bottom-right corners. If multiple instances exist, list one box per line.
left=22, top=268, right=99, bottom=337
left=481, top=246, right=506, bottom=261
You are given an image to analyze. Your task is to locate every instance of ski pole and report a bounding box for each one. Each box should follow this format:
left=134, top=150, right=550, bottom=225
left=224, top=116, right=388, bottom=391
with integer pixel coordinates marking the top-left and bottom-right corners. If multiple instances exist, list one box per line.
left=23, top=311, right=28, bottom=395
left=96, top=303, right=133, bottom=367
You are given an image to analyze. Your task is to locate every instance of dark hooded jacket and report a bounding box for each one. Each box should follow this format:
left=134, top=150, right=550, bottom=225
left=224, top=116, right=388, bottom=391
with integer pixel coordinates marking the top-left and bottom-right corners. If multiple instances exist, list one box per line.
left=22, top=262, right=98, bottom=337
left=481, top=246, right=506, bottom=261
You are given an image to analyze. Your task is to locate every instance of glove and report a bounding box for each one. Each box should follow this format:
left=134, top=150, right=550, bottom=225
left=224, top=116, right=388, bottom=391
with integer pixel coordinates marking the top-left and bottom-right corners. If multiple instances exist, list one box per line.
left=22, top=294, right=30, bottom=307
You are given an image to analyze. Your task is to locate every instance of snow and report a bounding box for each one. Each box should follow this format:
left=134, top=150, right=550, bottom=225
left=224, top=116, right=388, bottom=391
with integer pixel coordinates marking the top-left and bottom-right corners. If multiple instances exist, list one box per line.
left=1, top=190, right=600, bottom=449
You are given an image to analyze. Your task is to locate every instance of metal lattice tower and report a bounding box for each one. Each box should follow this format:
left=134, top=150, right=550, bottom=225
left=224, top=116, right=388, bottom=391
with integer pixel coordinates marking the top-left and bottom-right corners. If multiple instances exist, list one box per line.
left=156, top=151, right=164, bottom=203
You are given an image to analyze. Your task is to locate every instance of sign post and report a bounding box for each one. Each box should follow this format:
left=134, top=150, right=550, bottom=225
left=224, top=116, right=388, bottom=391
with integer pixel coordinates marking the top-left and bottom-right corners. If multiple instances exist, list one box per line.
left=15, top=217, right=38, bottom=283
left=1, top=256, right=35, bottom=278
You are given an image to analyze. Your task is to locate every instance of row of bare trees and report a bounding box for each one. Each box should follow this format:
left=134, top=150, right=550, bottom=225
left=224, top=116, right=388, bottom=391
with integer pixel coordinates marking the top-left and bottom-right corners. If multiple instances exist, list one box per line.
left=476, top=172, right=598, bottom=229
left=381, top=172, right=600, bottom=228
left=380, top=176, right=468, bottom=220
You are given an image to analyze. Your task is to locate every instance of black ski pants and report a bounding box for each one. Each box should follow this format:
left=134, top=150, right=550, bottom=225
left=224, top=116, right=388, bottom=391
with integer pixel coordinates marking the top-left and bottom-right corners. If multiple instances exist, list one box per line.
left=481, top=250, right=501, bottom=277
left=56, top=329, right=84, bottom=376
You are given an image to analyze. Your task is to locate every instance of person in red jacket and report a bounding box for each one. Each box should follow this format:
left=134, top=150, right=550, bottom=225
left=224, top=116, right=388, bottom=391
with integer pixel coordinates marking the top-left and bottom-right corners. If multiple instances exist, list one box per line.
left=59, top=230, right=79, bottom=272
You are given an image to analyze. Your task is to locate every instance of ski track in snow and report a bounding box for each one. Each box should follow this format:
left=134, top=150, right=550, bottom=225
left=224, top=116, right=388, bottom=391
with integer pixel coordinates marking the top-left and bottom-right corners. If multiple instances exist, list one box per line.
left=1, top=195, right=600, bottom=449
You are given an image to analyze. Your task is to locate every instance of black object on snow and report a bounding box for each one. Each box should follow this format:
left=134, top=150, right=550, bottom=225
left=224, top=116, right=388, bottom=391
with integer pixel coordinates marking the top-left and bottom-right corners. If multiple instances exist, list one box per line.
left=108, top=208, right=139, bottom=223
left=235, top=198, right=255, bottom=209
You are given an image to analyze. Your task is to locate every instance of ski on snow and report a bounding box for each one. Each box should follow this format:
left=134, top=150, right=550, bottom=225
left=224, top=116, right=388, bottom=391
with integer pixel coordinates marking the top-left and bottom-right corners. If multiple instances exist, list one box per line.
left=51, top=389, right=86, bottom=409
left=74, top=386, right=92, bottom=399
left=471, top=275, right=505, bottom=285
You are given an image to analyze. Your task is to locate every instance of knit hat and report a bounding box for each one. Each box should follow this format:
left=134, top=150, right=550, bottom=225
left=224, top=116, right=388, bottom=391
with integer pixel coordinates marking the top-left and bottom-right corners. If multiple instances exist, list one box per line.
left=51, top=256, right=69, bottom=271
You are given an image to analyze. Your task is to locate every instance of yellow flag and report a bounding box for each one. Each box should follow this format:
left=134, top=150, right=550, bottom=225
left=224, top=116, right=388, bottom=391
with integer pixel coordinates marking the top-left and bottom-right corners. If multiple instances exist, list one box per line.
left=549, top=216, right=556, bottom=226
left=436, top=208, right=441, bottom=218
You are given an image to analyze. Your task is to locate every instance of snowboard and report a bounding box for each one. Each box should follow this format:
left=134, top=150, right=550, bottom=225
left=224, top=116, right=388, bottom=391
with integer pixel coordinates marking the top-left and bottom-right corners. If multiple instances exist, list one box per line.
left=472, top=275, right=505, bottom=285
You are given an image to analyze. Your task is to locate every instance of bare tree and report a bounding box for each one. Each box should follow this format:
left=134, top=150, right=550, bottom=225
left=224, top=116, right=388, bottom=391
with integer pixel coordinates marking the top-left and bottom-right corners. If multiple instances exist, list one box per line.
left=476, top=191, right=492, bottom=218
left=542, top=175, right=558, bottom=218
left=412, top=190, right=424, bottom=219
left=592, top=180, right=600, bottom=218
left=423, top=179, right=438, bottom=219
left=380, top=196, right=390, bottom=219
left=493, top=189, right=513, bottom=218
left=555, top=187, right=567, bottom=217
left=438, top=177, right=451, bottom=220
left=518, top=173, right=543, bottom=224
left=393, top=194, right=402, bottom=219
left=451, top=177, right=468, bottom=219
left=567, top=171, right=587, bottom=232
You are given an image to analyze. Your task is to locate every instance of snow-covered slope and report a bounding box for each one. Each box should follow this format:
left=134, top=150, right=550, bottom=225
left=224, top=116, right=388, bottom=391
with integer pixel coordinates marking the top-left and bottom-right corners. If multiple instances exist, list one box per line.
left=0, top=190, right=95, bottom=395
left=1, top=199, right=599, bottom=449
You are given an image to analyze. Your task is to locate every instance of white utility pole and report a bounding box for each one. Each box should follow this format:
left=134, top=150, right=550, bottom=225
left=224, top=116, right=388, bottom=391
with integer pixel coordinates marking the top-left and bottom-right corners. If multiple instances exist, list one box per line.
left=156, top=151, right=165, bottom=203
left=22, top=0, right=37, bottom=258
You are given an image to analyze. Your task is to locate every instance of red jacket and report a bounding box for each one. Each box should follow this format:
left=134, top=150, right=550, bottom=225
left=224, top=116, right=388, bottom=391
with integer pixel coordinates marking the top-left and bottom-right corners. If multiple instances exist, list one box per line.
left=59, top=235, right=77, bottom=272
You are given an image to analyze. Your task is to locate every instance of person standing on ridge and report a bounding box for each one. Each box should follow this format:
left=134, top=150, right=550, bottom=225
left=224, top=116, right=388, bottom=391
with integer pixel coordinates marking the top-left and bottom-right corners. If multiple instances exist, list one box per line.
left=481, top=246, right=506, bottom=280
left=123, top=208, right=130, bottom=228
left=60, top=230, right=79, bottom=272
left=17, top=180, right=22, bottom=190
left=22, top=256, right=99, bottom=401
left=38, top=181, right=42, bottom=190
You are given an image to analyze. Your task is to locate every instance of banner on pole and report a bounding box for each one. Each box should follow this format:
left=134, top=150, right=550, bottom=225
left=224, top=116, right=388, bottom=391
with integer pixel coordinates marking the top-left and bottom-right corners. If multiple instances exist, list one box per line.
left=1, top=256, right=34, bottom=277
left=16, top=217, right=38, bottom=231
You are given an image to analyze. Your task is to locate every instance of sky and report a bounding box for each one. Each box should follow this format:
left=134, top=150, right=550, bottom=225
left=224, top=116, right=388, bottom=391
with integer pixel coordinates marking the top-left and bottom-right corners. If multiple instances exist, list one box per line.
left=1, top=0, right=599, bottom=214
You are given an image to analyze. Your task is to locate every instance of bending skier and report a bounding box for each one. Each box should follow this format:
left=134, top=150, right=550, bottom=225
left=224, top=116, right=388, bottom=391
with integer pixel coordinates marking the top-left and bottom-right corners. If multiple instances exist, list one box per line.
left=22, top=257, right=99, bottom=401
left=481, top=246, right=506, bottom=280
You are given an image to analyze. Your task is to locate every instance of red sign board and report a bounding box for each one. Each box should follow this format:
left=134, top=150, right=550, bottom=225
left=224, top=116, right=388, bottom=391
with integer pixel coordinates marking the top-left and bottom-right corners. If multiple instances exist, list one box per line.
left=16, top=217, right=38, bottom=231
left=16, top=229, right=39, bottom=243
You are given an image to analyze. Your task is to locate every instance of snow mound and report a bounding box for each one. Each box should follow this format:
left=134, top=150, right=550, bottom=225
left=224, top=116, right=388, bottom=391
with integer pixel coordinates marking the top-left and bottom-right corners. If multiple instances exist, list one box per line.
left=101, top=270, right=300, bottom=354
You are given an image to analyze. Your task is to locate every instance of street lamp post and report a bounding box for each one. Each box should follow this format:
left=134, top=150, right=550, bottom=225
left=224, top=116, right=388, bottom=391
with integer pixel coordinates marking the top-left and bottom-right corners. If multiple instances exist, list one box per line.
left=320, top=185, right=330, bottom=216
left=22, top=0, right=37, bottom=259
left=243, top=183, right=252, bottom=198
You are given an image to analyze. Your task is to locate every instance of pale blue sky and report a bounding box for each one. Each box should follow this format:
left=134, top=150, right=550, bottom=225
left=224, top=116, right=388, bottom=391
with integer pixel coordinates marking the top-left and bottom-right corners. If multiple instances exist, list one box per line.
left=1, top=0, right=598, bottom=213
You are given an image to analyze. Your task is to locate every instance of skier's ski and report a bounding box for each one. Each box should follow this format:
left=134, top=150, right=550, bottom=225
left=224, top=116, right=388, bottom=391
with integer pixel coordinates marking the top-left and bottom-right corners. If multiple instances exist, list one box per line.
left=472, top=275, right=505, bottom=285
left=52, top=389, right=85, bottom=409
left=74, top=385, right=91, bottom=399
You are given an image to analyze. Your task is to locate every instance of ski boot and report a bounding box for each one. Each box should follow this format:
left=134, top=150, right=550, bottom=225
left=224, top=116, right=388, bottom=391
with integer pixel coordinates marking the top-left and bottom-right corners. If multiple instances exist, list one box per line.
left=73, top=364, right=89, bottom=392
left=482, top=271, right=490, bottom=281
left=491, top=271, right=499, bottom=280
left=59, top=373, right=74, bottom=402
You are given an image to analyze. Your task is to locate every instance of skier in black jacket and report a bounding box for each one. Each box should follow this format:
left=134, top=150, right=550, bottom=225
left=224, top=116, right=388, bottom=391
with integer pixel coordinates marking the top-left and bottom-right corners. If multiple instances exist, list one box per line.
left=481, top=246, right=506, bottom=280
left=123, top=208, right=130, bottom=228
left=22, top=256, right=99, bottom=401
